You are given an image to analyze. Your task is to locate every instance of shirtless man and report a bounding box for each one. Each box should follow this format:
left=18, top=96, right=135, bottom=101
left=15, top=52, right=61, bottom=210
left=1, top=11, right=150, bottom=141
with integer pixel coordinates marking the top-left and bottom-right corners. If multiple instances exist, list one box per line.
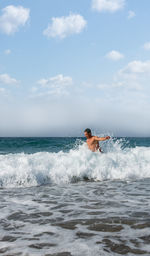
left=84, top=128, right=110, bottom=152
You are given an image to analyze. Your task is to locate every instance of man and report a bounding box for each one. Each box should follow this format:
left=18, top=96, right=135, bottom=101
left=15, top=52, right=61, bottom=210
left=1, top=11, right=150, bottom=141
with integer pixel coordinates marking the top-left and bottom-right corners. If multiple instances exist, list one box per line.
left=84, top=128, right=110, bottom=152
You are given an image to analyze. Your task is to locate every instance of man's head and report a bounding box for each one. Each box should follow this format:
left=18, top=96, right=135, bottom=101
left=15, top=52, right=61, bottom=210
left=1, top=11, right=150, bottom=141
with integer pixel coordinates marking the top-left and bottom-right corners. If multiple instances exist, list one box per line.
left=84, top=128, right=92, bottom=138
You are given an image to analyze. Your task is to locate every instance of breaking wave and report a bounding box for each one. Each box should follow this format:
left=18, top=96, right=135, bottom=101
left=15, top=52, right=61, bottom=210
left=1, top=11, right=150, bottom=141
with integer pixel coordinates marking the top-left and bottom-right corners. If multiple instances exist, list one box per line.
left=0, top=138, right=150, bottom=187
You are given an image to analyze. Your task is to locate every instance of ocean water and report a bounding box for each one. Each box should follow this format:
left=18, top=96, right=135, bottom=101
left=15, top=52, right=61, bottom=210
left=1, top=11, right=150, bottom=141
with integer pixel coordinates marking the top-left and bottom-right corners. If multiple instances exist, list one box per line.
left=0, top=136, right=150, bottom=256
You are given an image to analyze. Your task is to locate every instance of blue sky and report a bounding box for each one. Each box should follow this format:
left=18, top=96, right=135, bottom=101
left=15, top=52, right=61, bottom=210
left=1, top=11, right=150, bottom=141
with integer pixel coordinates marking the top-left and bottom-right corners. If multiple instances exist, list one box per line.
left=0, top=0, right=150, bottom=136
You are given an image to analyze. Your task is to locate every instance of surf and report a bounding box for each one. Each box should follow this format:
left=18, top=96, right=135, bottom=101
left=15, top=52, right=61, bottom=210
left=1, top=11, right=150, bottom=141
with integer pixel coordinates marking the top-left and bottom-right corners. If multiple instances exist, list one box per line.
left=0, top=138, right=150, bottom=188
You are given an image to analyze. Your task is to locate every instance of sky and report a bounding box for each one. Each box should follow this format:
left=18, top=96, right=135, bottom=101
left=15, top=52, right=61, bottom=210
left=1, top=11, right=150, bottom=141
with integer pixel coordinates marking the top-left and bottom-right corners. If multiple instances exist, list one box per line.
left=0, top=0, right=150, bottom=137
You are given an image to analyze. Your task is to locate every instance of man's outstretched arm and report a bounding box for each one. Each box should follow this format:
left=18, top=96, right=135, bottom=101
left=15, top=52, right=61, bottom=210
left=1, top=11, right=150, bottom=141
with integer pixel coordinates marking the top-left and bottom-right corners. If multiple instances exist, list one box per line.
left=94, top=136, right=110, bottom=141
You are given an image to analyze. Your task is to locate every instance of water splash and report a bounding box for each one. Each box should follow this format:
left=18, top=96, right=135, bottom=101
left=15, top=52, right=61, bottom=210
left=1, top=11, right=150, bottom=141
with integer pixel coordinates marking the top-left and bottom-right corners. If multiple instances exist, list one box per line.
left=0, top=138, right=150, bottom=187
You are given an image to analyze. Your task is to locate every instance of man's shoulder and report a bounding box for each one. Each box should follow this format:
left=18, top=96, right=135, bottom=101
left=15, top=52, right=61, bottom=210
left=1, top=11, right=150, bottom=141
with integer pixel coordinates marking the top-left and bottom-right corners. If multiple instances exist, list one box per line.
left=91, top=136, right=95, bottom=139
left=90, top=136, right=96, bottom=142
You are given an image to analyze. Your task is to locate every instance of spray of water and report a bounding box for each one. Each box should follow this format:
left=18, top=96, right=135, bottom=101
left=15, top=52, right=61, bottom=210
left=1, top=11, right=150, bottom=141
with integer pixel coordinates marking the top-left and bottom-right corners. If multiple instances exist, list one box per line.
left=0, top=138, right=150, bottom=187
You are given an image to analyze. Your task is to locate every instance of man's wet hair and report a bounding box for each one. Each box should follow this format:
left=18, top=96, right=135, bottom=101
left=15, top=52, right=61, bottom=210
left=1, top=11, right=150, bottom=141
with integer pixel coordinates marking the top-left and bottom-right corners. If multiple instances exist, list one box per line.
left=84, top=128, right=91, bottom=134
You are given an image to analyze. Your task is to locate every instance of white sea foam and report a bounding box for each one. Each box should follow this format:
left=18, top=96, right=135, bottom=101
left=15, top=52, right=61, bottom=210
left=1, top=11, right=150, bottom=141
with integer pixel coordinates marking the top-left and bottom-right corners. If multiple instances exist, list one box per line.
left=0, top=139, right=150, bottom=187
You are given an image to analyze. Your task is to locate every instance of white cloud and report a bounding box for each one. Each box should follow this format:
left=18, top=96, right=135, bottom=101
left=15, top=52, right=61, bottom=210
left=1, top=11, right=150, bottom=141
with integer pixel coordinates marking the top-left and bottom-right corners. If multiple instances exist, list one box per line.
left=0, top=88, right=6, bottom=93
left=113, top=60, right=150, bottom=90
left=0, top=73, right=19, bottom=84
left=143, top=42, right=150, bottom=51
left=120, top=60, right=150, bottom=74
left=106, top=50, right=124, bottom=61
left=92, top=0, right=125, bottom=13
left=96, top=60, right=150, bottom=92
left=43, top=14, right=87, bottom=39
left=127, top=10, right=135, bottom=19
left=38, top=74, right=73, bottom=87
left=97, top=83, right=111, bottom=89
left=4, top=49, right=11, bottom=55
left=37, top=74, right=73, bottom=96
left=0, top=5, right=30, bottom=35
left=31, top=86, right=38, bottom=93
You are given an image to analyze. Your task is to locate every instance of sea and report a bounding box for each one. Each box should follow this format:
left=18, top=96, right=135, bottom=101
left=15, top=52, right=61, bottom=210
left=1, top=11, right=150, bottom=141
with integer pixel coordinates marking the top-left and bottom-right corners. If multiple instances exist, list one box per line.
left=0, top=136, right=150, bottom=256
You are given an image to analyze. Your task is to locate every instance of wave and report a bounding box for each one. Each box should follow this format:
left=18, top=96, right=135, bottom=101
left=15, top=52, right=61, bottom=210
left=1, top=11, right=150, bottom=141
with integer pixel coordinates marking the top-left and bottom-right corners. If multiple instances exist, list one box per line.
left=0, top=138, right=150, bottom=187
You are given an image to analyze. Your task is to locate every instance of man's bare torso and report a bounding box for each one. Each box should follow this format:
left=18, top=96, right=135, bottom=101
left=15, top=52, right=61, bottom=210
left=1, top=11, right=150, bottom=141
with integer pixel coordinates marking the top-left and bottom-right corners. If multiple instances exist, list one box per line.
left=86, top=136, right=102, bottom=152
left=84, top=129, right=110, bottom=152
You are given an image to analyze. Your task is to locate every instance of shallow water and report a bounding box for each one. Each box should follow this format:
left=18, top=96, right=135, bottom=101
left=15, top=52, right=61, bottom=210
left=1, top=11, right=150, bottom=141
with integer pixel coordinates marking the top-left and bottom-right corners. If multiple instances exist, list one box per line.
left=0, top=179, right=150, bottom=255
left=0, top=137, right=150, bottom=255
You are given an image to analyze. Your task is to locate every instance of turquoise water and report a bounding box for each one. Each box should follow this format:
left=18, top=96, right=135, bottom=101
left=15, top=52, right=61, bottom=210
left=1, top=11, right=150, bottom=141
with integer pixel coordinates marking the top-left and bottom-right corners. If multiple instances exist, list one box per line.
left=0, top=137, right=80, bottom=154
left=0, top=137, right=150, bottom=255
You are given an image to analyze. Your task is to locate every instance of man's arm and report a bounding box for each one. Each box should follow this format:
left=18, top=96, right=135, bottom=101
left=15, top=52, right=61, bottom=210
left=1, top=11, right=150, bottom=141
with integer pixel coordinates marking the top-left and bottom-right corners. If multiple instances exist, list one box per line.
left=93, top=136, right=110, bottom=141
